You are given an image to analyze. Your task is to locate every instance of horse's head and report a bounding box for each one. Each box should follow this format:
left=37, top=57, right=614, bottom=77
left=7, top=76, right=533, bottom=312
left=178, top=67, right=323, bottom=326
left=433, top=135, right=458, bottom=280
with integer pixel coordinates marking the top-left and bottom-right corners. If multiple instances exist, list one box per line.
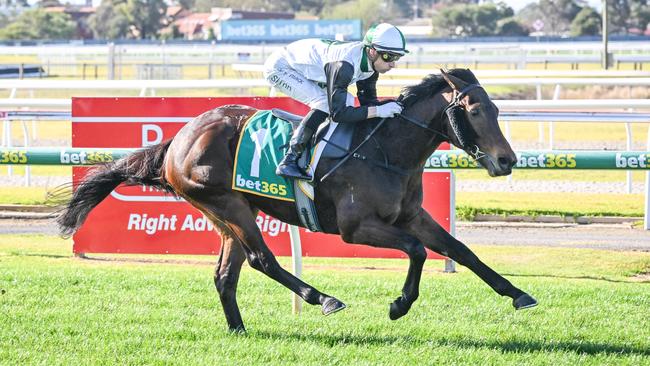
left=439, top=69, right=516, bottom=177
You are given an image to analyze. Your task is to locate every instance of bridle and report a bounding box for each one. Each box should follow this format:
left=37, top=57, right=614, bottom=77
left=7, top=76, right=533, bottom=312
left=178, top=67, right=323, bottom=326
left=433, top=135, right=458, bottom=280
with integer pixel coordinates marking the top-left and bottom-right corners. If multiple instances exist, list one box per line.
left=320, top=83, right=488, bottom=182
left=397, top=83, right=487, bottom=162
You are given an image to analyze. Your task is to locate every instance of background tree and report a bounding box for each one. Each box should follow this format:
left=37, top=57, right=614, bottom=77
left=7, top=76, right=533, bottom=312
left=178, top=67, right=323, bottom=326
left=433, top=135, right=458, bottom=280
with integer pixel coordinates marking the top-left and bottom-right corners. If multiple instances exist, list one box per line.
left=435, top=0, right=477, bottom=5
left=321, top=0, right=388, bottom=29
left=536, top=0, right=582, bottom=35
left=89, top=0, right=131, bottom=39
left=89, top=0, right=166, bottom=39
left=175, top=0, right=194, bottom=10
left=36, top=0, right=63, bottom=7
left=0, top=13, right=7, bottom=28
left=192, top=0, right=305, bottom=12
left=497, top=17, right=529, bottom=36
left=607, top=0, right=631, bottom=34
left=126, top=0, right=167, bottom=39
left=629, top=0, right=650, bottom=33
left=432, top=4, right=473, bottom=37
left=570, top=6, right=601, bottom=36
left=0, top=0, right=29, bottom=7
left=515, top=2, right=544, bottom=28
left=191, top=0, right=213, bottom=12
left=432, top=3, right=514, bottom=37
left=284, top=0, right=329, bottom=14
left=0, top=8, right=76, bottom=40
left=607, top=0, right=649, bottom=34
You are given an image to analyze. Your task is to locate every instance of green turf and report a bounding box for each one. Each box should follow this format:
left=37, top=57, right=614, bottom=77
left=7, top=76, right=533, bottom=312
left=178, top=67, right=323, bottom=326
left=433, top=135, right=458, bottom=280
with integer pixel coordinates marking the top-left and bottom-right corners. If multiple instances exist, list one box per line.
left=0, top=235, right=648, bottom=365
left=0, top=186, right=66, bottom=205
left=456, top=169, right=648, bottom=182
left=456, top=192, right=645, bottom=219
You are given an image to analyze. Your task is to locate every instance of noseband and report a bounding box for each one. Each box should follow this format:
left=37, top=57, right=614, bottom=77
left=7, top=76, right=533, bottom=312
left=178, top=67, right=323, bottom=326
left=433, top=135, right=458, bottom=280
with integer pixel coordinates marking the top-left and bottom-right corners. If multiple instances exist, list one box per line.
left=398, top=83, right=486, bottom=161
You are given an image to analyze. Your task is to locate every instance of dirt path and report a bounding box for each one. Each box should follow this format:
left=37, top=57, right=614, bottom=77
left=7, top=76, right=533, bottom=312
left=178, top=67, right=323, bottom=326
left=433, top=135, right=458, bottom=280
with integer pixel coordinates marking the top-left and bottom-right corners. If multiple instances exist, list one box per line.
left=456, top=222, right=650, bottom=252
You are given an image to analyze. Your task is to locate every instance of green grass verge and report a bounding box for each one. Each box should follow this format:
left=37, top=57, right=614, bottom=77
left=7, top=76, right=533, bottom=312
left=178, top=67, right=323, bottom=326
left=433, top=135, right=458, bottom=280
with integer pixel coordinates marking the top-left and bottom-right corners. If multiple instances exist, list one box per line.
left=0, top=234, right=648, bottom=365
left=456, top=192, right=645, bottom=219
left=456, top=169, right=648, bottom=182
left=0, top=165, right=70, bottom=177
left=502, top=122, right=649, bottom=144
left=0, top=186, right=62, bottom=205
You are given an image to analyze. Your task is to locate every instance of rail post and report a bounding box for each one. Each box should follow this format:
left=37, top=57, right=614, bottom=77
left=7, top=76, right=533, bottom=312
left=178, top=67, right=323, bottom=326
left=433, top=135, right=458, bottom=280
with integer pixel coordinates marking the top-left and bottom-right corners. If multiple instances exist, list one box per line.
left=645, top=128, right=650, bottom=230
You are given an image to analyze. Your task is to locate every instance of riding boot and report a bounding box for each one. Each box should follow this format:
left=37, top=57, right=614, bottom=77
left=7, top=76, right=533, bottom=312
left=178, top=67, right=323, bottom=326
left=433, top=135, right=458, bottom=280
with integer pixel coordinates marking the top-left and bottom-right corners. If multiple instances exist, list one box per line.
left=276, top=123, right=315, bottom=181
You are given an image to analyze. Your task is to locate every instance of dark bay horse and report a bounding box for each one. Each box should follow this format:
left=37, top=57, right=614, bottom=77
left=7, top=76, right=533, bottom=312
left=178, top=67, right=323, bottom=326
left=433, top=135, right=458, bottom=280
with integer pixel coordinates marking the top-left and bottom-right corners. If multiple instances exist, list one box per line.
left=58, top=69, right=537, bottom=332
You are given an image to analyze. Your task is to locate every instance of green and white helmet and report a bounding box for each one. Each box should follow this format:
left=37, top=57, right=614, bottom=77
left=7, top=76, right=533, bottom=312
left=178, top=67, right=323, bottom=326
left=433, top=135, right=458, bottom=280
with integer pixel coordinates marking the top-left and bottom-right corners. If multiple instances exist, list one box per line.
left=363, top=23, right=409, bottom=55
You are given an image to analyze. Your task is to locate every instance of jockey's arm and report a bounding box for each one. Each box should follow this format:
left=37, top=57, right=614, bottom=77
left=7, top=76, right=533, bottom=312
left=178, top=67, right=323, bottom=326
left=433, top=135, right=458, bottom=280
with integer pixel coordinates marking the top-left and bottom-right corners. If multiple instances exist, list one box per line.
left=356, top=72, right=379, bottom=106
left=325, top=61, right=382, bottom=123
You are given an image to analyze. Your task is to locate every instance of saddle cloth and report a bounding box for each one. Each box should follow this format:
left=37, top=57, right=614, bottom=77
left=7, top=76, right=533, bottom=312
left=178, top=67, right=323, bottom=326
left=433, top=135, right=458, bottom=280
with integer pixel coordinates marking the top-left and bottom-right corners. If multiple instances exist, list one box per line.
left=232, top=110, right=295, bottom=201
left=232, top=109, right=354, bottom=203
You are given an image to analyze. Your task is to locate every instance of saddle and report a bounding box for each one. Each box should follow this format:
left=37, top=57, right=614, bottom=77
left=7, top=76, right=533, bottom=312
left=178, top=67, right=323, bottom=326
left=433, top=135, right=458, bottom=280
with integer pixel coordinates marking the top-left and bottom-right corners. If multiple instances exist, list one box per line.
left=271, top=108, right=357, bottom=232
left=271, top=108, right=354, bottom=161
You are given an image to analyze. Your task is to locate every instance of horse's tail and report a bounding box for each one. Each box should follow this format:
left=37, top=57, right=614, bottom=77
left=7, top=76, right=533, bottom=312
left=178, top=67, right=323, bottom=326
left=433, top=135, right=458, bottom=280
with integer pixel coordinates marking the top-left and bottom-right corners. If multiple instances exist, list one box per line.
left=56, top=140, right=174, bottom=237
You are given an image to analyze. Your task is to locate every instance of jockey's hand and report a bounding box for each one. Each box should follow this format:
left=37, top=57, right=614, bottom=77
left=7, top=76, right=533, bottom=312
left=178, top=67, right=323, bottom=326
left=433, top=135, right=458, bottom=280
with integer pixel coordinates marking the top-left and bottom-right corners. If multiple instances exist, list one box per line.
left=375, top=102, right=403, bottom=118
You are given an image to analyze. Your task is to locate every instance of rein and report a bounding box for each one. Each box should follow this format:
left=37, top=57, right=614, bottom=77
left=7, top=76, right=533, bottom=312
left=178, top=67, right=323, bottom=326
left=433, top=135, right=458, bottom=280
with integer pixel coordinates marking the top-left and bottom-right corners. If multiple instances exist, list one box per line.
left=320, top=83, right=487, bottom=182
left=400, top=83, right=488, bottom=162
left=320, top=117, right=411, bottom=182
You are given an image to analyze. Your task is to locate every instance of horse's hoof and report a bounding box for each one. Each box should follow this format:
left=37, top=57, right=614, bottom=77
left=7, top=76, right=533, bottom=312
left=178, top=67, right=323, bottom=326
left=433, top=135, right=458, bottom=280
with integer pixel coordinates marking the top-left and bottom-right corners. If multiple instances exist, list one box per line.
left=228, top=325, right=247, bottom=334
left=513, top=293, right=538, bottom=310
left=322, top=297, right=346, bottom=316
left=389, top=297, right=411, bottom=320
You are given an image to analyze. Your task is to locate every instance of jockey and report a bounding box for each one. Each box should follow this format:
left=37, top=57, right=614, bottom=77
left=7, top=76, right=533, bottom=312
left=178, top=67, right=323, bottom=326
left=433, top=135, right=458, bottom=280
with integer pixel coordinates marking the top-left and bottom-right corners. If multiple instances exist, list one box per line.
left=263, top=23, right=409, bottom=180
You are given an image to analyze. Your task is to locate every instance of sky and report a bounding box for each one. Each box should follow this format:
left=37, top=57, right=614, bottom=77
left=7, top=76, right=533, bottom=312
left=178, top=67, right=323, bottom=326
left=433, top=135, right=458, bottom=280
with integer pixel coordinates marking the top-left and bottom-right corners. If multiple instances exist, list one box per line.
left=499, top=0, right=602, bottom=12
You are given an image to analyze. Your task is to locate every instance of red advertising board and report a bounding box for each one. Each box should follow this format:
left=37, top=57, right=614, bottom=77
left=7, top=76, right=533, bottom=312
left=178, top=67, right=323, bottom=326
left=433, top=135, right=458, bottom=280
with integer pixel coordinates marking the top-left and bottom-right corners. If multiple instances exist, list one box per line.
left=72, top=97, right=450, bottom=259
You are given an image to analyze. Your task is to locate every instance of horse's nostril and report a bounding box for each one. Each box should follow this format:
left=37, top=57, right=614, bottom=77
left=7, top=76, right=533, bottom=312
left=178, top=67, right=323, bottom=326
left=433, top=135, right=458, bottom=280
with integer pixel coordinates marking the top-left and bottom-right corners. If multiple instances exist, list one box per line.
left=497, top=157, right=513, bottom=169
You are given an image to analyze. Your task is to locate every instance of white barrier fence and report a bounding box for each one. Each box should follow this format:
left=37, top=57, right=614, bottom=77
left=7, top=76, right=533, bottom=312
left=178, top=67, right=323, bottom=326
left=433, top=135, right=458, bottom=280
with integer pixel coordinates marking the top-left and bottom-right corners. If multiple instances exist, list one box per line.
left=3, top=76, right=650, bottom=97
left=2, top=41, right=649, bottom=72
left=3, top=97, right=650, bottom=110
left=231, top=63, right=650, bottom=78
left=2, top=98, right=649, bottom=154
left=1, top=98, right=648, bottom=204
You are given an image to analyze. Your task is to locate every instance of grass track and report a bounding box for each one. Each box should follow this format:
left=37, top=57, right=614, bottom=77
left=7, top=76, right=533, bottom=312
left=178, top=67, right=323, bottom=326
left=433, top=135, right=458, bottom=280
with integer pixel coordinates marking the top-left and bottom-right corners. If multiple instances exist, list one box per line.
left=1, top=235, right=649, bottom=365
left=456, top=191, right=645, bottom=218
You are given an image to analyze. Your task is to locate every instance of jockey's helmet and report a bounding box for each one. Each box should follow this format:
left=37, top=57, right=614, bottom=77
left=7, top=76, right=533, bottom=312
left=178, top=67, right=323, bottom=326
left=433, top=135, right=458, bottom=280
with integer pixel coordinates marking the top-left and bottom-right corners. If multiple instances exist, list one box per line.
left=363, top=23, right=409, bottom=55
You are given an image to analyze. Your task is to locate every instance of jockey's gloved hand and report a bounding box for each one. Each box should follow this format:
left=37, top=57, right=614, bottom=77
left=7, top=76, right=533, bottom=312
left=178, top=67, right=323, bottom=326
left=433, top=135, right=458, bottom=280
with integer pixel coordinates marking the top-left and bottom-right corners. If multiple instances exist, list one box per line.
left=375, top=102, right=403, bottom=118
left=373, top=99, right=397, bottom=106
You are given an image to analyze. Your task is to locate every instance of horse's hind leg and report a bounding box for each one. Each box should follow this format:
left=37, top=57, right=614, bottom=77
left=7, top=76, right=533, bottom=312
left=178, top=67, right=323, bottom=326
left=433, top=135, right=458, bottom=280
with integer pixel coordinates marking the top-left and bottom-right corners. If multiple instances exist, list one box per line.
left=404, top=211, right=537, bottom=310
left=201, top=195, right=346, bottom=317
left=214, top=233, right=246, bottom=332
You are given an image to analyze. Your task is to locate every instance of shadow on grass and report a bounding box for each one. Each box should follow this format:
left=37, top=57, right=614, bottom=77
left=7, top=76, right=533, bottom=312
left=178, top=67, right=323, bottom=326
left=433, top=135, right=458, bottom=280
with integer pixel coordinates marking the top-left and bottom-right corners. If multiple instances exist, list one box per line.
left=79, top=255, right=214, bottom=266
left=502, top=272, right=650, bottom=284
left=253, top=330, right=650, bottom=357
left=9, top=252, right=69, bottom=259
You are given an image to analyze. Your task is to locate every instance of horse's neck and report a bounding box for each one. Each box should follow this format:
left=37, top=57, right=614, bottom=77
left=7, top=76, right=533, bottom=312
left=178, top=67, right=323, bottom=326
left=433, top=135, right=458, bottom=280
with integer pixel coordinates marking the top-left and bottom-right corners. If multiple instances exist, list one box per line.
left=380, top=94, right=449, bottom=170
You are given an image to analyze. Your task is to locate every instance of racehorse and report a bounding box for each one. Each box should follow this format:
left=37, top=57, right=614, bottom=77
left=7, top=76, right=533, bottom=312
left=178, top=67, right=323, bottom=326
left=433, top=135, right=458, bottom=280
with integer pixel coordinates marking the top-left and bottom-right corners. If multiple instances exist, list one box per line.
left=57, top=69, right=537, bottom=332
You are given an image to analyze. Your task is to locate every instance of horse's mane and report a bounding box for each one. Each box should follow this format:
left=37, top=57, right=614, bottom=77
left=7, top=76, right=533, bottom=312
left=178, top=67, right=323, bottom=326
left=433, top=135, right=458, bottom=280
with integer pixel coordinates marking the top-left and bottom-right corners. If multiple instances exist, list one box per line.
left=399, top=68, right=479, bottom=108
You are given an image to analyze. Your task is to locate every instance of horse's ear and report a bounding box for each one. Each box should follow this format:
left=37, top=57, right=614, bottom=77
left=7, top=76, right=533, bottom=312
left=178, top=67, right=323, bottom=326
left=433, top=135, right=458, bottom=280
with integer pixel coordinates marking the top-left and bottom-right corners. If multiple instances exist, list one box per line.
left=440, top=69, right=467, bottom=91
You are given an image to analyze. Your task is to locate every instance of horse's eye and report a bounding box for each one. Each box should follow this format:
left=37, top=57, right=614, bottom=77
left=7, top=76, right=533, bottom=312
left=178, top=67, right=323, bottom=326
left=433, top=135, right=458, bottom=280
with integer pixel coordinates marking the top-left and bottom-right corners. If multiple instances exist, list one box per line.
left=470, top=108, right=480, bottom=116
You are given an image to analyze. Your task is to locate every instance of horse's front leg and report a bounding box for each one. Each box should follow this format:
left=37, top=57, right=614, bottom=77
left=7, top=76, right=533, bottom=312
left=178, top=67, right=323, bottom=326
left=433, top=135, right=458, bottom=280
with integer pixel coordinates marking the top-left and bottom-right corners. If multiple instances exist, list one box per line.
left=403, top=210, right=537, bottom=310
left=341, top=220, right=428, bottom=320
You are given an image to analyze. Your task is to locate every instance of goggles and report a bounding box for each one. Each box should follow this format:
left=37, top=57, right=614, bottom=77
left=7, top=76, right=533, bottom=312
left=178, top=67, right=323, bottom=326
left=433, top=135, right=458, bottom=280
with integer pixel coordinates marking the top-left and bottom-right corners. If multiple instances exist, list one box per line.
left=377, top=50, right=402, bottom=63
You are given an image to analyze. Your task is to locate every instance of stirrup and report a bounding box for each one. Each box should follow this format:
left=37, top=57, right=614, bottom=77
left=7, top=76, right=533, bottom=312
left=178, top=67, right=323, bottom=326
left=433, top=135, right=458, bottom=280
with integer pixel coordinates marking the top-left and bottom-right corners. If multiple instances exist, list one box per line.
left=276, top=161, right=312, bottom=181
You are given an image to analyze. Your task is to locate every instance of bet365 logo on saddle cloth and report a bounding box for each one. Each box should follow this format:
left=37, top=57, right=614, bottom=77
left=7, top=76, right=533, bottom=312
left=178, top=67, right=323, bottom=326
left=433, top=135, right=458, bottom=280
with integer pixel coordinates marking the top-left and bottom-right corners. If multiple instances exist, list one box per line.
left=232, top=110, right=295, bottom=201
